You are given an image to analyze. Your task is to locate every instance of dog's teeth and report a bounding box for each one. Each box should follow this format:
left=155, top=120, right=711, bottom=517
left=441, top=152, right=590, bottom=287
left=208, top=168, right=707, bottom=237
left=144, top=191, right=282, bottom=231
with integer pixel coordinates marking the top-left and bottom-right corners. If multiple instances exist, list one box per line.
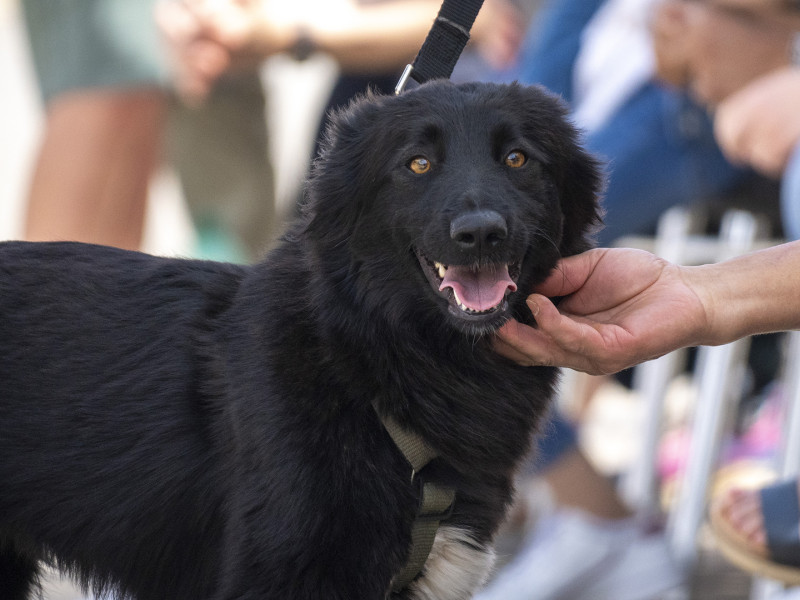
left=434, top=262, right=447, bottom=279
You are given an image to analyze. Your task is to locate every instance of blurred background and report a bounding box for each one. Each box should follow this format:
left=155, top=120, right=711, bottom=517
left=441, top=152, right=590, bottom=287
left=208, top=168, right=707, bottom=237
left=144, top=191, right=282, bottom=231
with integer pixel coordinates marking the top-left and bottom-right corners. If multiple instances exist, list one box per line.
left=3, top=0, right=800, bottom=598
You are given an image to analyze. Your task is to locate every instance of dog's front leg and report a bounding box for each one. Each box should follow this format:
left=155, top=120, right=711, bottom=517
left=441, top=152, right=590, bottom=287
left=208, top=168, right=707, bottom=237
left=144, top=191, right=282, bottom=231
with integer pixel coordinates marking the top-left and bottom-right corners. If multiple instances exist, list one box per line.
left=215, top=495, right=402, bottom=600
left=216, top=544, right=396, bottom=600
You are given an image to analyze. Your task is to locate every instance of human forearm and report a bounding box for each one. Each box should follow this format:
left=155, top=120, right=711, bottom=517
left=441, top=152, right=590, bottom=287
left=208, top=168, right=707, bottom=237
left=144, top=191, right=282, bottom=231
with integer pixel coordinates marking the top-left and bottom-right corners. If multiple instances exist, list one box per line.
left=687, top=240, right=800, bottom=346
left=305, top=2, right=437, bottom=73
left=240, top=0, right=437, bottom=73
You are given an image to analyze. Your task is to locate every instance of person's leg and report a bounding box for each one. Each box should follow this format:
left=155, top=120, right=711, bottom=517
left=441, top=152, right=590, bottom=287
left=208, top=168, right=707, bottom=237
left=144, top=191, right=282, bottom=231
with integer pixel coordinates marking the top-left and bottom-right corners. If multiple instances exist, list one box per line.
left=711, top=478, right=800, bottom=584
left=516, top=411, right=630, bottom=525
left=541, top=445, right=631, bottom=520
left=20, top=0, right=167, bottom=250
left=479, top=416, right=682, bottom=600
left=24, top=89, right=166, bottom=250
left=168, top=72, right=278, bottom=262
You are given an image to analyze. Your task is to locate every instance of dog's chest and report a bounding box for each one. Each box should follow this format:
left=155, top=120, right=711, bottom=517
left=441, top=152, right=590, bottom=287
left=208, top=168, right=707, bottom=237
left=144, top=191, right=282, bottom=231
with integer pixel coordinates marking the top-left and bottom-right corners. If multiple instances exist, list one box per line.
left=406, top=525, right=495, bottom=600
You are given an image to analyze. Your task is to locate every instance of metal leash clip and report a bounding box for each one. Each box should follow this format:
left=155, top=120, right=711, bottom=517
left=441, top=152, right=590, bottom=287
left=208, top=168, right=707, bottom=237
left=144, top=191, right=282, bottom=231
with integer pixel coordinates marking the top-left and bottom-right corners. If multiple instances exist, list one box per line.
left=395, top=65, right=415, bottom=95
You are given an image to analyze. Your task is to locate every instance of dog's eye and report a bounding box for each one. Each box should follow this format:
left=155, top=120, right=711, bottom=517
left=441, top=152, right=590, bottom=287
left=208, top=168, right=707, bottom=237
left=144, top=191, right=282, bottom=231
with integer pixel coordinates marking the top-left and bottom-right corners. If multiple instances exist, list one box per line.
left=504, top=150, right=527, bottom=169
left=408, top=156, right=431, bottom=175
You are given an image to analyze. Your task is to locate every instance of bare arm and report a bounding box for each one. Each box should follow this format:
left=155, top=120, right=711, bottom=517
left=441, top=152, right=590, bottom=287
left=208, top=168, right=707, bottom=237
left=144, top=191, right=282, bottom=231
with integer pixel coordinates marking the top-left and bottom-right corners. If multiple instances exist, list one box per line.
left=494, top=241, right=800, bottom=375
left=696, top=240, right=800, bottom=344
left=158, top=0, right=522, bottom=103
left=241, top=0, right=441, bottom=73
left=651, top=0, right=796, bottom=105
left=301, top=0, right=521, bottom=73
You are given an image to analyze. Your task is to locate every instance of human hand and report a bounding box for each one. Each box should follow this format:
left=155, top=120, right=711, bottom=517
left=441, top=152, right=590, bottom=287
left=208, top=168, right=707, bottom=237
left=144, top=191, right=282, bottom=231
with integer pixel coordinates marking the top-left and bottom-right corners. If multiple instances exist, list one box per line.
left=470, top=0, right=525, bottom=71
left=157, top=0, right=292, bottom=104
left=651, top=0, right=692, bottom=88
left=714, top=67, right=800, bottom=177
left=493, top=249, right=709, bottom=375
left=651, top=0, right=795, bottom=105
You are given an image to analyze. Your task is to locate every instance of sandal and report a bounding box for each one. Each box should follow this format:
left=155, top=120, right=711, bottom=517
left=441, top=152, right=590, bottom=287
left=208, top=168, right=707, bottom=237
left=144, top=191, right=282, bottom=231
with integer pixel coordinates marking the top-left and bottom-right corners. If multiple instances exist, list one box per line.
left=709, top=479, right=800, bottom=585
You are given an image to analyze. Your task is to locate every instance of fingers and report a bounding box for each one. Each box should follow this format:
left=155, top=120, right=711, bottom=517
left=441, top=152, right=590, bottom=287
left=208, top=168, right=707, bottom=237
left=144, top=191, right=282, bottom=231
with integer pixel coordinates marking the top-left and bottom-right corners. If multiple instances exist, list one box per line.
left=494, top=319, right=556, bottom=367
left=651, top=0, right=692, bottom=88
left=495, top=295, right=634, bottom=375
left=494, top=296, right=594, bottom=371
left=534, top=249, right=608, bottom=298
left=714, top=97, right=748, bottom=165
left=526, top=294, right=598, bottom=362
left=156, top=0, right=232, bottom=104
left=714, top=67, right=800, bottom=176
left=472, top=0, right=524, bottom=70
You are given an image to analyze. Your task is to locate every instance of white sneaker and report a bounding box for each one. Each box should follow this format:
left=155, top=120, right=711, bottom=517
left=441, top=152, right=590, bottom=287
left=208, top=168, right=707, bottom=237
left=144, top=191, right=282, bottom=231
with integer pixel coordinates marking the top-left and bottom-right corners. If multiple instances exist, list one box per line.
left=475, top=509, right=686, bottom=600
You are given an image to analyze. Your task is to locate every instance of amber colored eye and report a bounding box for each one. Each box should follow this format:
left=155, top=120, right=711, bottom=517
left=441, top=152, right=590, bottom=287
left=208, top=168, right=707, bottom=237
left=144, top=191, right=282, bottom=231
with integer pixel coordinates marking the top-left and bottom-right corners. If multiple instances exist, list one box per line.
left=408, top=156, right=431, bottom=174
left=504, top=150, right=527, bottom=168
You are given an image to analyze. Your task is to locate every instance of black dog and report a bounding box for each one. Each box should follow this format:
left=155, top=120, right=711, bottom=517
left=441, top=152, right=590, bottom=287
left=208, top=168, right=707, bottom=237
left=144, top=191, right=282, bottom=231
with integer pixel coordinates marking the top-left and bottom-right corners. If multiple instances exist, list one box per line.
left=0, top=81, right=601, bottom=600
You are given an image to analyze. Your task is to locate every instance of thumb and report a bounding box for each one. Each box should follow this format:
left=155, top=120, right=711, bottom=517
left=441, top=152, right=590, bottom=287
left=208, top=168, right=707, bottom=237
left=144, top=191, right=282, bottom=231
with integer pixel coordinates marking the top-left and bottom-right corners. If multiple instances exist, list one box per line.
left=526, top=293, right=559, bottom=329
left=526, top=292, right=591, bottom=354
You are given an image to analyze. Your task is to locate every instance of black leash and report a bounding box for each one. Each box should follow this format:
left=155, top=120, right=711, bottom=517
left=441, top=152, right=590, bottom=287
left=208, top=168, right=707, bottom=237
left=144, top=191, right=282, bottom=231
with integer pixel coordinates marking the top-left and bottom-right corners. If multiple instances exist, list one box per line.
left=382, top=2, right=485, bottom=591
left=395, top=0, right=486, bottom=94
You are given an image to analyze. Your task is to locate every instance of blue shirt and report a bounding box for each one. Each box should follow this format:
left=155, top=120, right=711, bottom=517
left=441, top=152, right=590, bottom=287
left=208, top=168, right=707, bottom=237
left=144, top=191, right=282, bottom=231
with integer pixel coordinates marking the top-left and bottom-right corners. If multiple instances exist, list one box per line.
left=782, top=142, right=800, bottom=241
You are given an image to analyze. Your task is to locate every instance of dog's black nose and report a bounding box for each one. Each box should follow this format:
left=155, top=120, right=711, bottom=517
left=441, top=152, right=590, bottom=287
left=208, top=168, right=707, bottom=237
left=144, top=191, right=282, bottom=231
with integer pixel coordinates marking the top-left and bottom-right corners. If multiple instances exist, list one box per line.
left=450, top=210, right=508, bottom=252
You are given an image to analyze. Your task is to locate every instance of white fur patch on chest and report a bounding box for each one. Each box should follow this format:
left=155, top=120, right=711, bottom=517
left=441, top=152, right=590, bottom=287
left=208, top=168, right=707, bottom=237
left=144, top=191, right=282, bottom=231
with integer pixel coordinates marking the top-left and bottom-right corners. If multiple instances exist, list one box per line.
left=407, top=526, right=495, bottom=600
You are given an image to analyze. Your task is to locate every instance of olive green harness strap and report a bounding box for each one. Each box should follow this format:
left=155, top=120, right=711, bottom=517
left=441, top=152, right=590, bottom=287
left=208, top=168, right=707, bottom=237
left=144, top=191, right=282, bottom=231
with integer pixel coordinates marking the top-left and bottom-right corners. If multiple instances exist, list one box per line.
left=374, top=406, right=456, bottom=592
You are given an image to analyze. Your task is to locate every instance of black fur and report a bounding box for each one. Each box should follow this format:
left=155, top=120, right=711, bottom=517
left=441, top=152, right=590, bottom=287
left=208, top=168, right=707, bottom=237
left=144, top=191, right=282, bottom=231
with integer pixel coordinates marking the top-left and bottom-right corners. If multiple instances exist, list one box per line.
left=0, top=81, right=601, bottom=600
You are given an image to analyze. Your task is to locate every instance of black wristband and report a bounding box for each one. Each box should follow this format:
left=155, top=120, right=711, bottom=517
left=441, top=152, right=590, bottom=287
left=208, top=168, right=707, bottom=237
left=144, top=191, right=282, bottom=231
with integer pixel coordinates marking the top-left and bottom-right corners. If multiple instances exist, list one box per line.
left=290, top=27, right=316, bottom=62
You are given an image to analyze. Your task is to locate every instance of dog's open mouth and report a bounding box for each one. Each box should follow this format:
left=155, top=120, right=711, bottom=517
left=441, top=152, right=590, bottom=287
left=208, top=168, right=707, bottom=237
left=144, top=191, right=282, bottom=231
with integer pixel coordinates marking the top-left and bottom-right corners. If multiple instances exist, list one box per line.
left=415, top=249, right=520, bottom=319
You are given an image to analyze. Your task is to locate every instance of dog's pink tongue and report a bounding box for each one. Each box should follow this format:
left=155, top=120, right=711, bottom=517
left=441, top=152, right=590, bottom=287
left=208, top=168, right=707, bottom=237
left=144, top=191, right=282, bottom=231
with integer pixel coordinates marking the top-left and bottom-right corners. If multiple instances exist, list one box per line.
left=439, top=265, right=517, bottom=311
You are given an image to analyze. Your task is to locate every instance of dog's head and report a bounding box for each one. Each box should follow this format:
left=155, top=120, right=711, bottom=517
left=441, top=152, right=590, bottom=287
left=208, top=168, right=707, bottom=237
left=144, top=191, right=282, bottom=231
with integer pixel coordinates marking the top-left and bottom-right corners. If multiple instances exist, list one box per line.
left=304, top=81, right=603, bottom=337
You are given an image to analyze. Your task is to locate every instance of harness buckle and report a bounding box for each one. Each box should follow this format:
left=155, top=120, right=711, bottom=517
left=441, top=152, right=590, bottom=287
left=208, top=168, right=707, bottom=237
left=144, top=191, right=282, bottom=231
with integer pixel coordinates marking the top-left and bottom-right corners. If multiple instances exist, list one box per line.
left=416, top=477, right=455, bottom=522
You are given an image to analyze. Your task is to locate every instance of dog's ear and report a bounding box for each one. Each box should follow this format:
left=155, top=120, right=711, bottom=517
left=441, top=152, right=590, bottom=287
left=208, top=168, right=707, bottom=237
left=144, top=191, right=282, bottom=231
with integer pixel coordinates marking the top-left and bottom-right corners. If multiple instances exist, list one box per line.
left=303, top=91, right=392, bottom=248
left=554, top=135, right=605, bottom=256
left=514, top=84, right=605, bottom=256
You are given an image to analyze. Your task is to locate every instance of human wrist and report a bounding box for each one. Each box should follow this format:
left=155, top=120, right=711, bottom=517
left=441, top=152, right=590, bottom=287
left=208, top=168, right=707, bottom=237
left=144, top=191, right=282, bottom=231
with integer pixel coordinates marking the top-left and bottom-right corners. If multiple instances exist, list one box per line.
left=689, top=242, right=800, bottom=346
left=245, top=7, right=297, bottom=57
left=679, top=264, right=730, bottom=347
left=289, top=26, right=317, bottom=61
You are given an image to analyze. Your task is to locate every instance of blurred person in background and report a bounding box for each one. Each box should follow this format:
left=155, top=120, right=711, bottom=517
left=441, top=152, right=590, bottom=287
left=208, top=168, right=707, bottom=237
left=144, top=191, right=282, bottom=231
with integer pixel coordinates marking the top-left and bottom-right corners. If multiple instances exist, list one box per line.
left=157, top=0, right=523, bottom=106
left=20, top=0, right=169, bottom=250
left=491, top=63, right=800, bottom=577
left=21, top=0, right=281, bottom=261
left=489, top=2, right=800, bottom=594
left=710, top=67, right=800, bottom=584
left=653, top=0, right=800, bottom=583
left=477, top=0, right=797, bottom=597
left=157, top=0, right=525, bottom=182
